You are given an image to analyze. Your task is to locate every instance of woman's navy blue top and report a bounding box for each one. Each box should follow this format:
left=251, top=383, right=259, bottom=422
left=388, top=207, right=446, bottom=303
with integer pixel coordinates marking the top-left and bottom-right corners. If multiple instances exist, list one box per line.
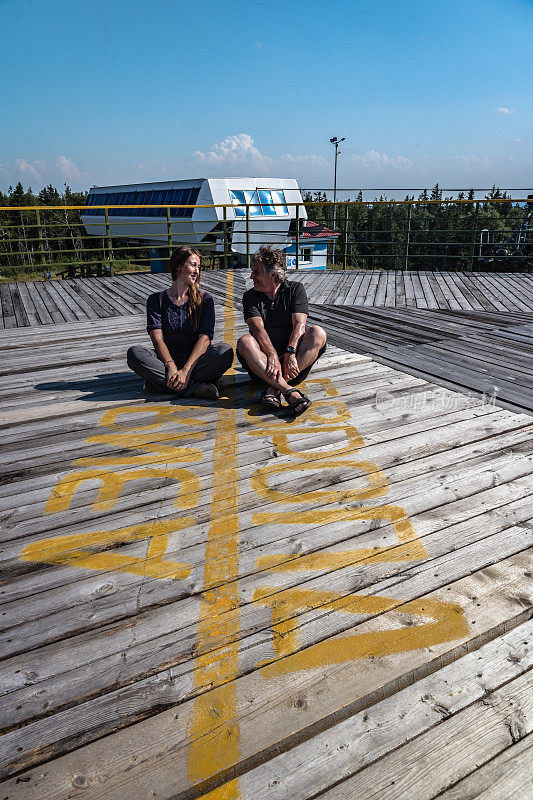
left=146, top=290, right=215, bottom=358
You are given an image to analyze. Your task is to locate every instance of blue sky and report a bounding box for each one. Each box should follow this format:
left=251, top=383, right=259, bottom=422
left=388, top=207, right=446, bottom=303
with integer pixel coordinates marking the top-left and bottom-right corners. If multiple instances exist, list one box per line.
left=0, top=0, right=531, bottom=196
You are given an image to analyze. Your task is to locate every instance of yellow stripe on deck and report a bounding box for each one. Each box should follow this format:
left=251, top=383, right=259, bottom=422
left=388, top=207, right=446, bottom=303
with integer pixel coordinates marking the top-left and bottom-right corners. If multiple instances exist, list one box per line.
left=187, top=271, right=243, bottom=799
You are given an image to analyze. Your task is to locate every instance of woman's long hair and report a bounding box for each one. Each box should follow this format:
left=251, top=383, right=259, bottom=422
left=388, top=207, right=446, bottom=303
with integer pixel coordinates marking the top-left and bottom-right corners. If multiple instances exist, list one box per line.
left=169, top=246, right=203, bottom=330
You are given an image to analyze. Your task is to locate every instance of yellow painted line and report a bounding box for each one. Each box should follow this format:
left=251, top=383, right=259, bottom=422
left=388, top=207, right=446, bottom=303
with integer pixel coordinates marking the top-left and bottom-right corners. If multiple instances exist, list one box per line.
left=187, top=271, right=242, bottom=799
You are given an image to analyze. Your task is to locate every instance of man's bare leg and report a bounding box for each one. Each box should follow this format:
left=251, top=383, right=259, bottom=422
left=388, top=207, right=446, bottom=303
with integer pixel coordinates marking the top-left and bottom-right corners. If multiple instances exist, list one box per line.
left=237, top=334, right=291, bottom=395
left=289, top=325, right=327, bottom=376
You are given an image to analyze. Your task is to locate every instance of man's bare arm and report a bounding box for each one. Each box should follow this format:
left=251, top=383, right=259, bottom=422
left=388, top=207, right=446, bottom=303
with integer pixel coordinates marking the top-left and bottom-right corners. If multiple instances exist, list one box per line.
left=283, top=312, right=307, bottom=379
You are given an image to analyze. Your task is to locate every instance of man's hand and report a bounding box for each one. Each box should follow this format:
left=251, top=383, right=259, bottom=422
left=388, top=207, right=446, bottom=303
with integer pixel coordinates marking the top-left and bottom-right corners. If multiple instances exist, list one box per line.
left=265, top=352, right=282, bottom=381
left=282, top=353, right=299, bottom=380
left=166, top=364, right=190, bottom=392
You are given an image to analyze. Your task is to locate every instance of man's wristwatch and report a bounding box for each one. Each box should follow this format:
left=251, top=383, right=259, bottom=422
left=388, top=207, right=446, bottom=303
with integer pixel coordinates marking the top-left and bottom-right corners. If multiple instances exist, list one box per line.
left=285, top=346, right=296, bottom=354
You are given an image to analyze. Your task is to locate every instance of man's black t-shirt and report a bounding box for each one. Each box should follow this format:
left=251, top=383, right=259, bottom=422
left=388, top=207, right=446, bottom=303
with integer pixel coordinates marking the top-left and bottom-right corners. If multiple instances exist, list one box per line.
left=242, top=280, right=309, bottom=352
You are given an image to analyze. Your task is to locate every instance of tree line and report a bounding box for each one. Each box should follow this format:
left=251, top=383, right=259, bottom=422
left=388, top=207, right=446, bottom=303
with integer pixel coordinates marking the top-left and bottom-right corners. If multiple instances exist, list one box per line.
left=1, top=181, right=531, bottom=278
left=303, top=184, right=531, bottom=270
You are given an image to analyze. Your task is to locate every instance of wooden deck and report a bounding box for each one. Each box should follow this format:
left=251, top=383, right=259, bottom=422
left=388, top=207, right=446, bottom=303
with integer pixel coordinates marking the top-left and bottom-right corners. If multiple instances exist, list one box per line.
left=2, top=270, right=533, bottom=329
left=0, top=271, right=532, bottom=800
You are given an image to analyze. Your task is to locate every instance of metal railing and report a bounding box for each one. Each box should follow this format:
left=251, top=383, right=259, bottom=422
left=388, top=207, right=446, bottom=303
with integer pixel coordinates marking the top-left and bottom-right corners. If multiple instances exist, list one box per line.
left=1, top=197, right=531, bottom=280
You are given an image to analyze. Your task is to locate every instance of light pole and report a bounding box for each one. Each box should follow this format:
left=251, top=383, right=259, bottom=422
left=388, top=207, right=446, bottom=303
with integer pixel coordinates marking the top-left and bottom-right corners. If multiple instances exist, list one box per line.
left=330, top=136, right=345, bottom=264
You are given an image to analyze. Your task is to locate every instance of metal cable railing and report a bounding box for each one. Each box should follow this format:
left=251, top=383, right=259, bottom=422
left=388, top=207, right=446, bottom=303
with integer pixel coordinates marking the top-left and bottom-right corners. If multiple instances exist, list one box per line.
left=1, top=197, right=531, bottom=280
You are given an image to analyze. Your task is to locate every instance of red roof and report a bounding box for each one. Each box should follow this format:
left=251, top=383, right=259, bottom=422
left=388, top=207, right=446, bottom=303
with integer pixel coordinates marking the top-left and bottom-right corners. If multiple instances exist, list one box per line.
left=293, top=220, right=340, bottom=240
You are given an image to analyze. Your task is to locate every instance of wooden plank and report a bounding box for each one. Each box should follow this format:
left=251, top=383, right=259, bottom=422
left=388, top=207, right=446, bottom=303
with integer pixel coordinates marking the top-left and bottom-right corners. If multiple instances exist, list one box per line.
left=480, top=274, right=532, bottom=313
left=40, top=280, right=80, bottom=323
left=158, top=623, right=532, bottom=800
left=24, top=281, right=55, bottom=324
left=456, top=273, right=499, bottom=312
left=436, top=735, right=533, bottom=800
left=362, top=272, right=380, bottom=307
left=314, top=670, right=532, bottom=800
left=448, top=272, right=486, bottom=311
left=372, top=271, right=388, bottom=306
left=1, top=553, right=530, bottom=799
left=418, top=273, right=440, bottom=309
left=439, top=272, right=473, bottom=311
left=409, top=272, right=429, bottom=309
left=14, top=281, right=41, bottom=327
left=8, top=284, right=29, bottom=327
left=491, top=274, right=533, bottom=312
left=425, top=272, right=451, bottom=310
left=0, top=284, right=16, bottom=328
left=334, top=272, right=359, bottom=305
left=394, top=271, right=406, bottom=308
left=46, top=281, right=92, bottom=322
left=33, top=280, right=66, bottom=323
left=343, top=271, right=367, bottom=305
left=77, top=278, right=140, bottom=315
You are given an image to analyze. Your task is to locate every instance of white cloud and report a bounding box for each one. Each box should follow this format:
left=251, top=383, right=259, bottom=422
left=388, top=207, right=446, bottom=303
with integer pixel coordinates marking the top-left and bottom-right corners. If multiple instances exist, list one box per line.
left=13, top=158, right=44, bottom=182
left=493, top=107, right=516, bottom=115
left=451, top=154, right=491, bottom=170
left=0, top=156, right=87, bottom=190
left=56, top=155, right=83, bottom=182
left=194, top=133, right=273, bottom=166
left=350, top=150, right=413, bottom=171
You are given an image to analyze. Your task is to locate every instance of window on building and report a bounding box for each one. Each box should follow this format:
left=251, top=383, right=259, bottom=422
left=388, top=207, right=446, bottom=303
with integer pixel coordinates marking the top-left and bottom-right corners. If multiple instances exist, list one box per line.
left=229, top=188, right=289, bottom=216
left=300, top=248, right=313, bottom=263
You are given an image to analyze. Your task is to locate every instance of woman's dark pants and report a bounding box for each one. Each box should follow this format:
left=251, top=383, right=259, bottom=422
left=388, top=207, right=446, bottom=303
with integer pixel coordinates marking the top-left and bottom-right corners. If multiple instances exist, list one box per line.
left=127, top=343, right=234, bottom=396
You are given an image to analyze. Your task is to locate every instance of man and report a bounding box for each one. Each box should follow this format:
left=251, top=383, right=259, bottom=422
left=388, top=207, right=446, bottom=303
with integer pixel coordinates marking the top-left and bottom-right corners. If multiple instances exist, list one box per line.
left=237, top=246, right=327, bottom=415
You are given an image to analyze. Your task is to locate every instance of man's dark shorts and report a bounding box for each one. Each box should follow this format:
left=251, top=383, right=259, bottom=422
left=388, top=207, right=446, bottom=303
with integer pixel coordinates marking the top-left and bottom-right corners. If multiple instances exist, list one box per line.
left=237, top=341, right=327, bottom=388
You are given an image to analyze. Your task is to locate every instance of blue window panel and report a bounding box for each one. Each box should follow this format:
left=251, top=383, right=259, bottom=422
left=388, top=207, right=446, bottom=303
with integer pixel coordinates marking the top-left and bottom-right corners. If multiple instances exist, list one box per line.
left=244, top=190, right=262, bottom=216
left=150, top=190, right=164, bottom=216
left=177, top=188, right=189, bottom=217
left=140, top=190, right=154, bottom=217
left=258, top=189, right=276, bottom=216
left=123, top=191, right=135, bottom=216
left=109, top=192, right=123, bottom=216
left=271, top=190, right=288, bottom=215
left=229, top=190, right=246, bottom=217
left=94, top=194, right=105, bottom=215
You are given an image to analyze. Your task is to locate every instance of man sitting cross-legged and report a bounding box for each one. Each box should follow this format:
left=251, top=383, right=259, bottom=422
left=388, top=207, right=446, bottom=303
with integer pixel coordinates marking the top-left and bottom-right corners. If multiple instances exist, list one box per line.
left=237, top=246, right=327, bottom=415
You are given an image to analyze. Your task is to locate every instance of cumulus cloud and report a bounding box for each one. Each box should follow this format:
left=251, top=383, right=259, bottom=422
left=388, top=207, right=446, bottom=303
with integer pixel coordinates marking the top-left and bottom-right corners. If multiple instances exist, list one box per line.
left=493, top=107, right=516, bottom=115
left=13, top=158, right=44, bottom=182
left=350, top=150, right=413, bottom=171
left=57, top=155, right=83, bottom=181
left=194, top=134, right=335, bottom=180
left=451, top=154, right=491, bottom=170
left=1, top=156, right=87, bottom=190
left=194, top=133, right=273, bottom=166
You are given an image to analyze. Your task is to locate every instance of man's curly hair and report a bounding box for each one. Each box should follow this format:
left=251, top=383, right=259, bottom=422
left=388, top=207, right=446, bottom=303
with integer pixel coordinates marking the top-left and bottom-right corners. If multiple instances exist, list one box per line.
left=253, top=245, right=287, bottom=284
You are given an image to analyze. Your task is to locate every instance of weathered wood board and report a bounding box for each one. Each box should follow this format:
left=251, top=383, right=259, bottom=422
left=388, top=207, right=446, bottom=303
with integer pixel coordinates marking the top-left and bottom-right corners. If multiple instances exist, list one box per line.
left=0, top=271, right=531, bottom=800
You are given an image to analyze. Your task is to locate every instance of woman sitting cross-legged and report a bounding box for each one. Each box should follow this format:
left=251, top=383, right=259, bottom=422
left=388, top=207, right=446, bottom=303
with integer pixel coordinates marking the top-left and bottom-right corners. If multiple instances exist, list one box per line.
left=127, top=246, right=233, bottom=399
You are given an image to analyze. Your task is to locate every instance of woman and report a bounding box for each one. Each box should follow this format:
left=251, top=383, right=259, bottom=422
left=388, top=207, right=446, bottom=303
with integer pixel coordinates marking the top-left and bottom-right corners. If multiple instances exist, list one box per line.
left=127, top=246, right=233, bottom=399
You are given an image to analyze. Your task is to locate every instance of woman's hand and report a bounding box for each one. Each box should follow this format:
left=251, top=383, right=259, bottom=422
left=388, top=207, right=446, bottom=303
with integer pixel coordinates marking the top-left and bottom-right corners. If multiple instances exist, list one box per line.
left=166, top=364, right=190, bottom=392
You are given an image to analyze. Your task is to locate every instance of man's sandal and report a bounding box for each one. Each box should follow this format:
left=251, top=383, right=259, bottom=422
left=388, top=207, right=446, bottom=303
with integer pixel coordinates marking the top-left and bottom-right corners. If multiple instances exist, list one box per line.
left=260, top=386, right=282, bottom=409
left=284, top=387, right=312, bottom=415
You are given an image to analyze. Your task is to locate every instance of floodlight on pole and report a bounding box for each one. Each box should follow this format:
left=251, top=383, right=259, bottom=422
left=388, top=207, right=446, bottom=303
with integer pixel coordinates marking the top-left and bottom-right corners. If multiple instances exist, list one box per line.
left=330, top=137, right=345, bottom=262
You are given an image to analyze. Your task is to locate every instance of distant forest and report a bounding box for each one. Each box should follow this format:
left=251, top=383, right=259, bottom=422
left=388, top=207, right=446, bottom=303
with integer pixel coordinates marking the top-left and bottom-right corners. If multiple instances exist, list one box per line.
left=1, top=181, right=531, bottom=277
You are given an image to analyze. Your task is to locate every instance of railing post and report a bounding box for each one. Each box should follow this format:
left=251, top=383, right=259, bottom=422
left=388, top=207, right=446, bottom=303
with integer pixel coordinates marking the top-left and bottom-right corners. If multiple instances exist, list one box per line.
left=295, top=204, right=300, bottom=270
left=246, top=204, right=250, bottom=271
left=404, top=202, right=412, bottom=271
left=166, top=206, right=172, bottom=272
left=468, top=201, right=479, bottom=272
left=223, top=206, right=228, bottom=271
left=104, top=207, right=113, bottom=274
left=35, top=208, right=46, bottom=267
left=343, top=203, right=349, bottom=270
